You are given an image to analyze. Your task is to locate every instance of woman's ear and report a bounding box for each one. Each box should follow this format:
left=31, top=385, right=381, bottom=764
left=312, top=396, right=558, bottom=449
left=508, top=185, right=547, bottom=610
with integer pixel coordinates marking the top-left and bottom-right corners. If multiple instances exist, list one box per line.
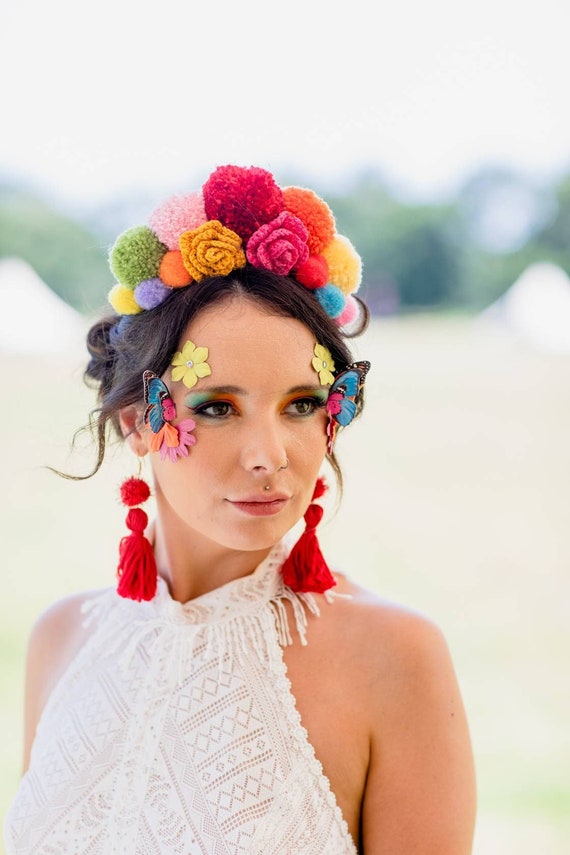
left=118, top=406, right=148, bottom=457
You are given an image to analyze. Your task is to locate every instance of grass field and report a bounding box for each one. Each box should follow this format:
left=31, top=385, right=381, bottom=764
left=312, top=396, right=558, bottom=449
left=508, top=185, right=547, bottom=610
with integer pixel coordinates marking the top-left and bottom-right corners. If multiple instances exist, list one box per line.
left=1, top=313, right=569, bottom=853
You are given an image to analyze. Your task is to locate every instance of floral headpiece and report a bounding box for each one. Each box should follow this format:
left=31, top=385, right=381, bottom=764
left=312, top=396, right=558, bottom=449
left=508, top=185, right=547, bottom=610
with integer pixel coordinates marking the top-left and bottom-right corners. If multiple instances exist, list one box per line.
left=108, top=164, right=363, bottom=327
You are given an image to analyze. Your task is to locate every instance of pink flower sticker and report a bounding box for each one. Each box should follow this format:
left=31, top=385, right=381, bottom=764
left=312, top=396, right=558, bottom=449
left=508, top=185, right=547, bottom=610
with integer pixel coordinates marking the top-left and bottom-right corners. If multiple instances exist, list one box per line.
left=158, top=418, right=197, bottom=462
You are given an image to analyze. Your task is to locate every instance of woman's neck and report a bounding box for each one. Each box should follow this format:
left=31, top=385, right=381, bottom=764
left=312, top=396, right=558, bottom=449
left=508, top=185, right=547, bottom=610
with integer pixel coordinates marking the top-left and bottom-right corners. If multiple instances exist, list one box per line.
left=151, top=511, right=274, bottom=603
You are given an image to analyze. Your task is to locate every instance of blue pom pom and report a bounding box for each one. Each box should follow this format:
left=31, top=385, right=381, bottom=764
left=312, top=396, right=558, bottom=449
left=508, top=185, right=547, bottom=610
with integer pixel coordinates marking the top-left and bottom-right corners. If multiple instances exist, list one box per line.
left=135, top=278, right=171, bottom=310
left=315, top=284, right=346, bottom=318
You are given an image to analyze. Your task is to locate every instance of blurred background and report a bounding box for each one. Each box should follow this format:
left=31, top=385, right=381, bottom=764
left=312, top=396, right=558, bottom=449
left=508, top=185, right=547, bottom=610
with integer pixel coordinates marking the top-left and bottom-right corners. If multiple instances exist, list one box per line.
left=1, top=1, right=569, bottom=852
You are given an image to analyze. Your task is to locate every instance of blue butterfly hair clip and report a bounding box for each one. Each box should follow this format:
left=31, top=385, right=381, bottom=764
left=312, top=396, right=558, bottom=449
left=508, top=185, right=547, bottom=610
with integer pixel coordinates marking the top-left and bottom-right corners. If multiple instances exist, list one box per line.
left=142, top=370, right=197, bottom=462
left=325, top=360, right=370, bottom=452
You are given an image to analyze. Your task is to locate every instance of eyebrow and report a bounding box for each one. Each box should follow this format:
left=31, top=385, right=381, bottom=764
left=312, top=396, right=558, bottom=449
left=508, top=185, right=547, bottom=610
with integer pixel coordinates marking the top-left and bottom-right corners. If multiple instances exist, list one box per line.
left=185, top=384, right=326, bottom=398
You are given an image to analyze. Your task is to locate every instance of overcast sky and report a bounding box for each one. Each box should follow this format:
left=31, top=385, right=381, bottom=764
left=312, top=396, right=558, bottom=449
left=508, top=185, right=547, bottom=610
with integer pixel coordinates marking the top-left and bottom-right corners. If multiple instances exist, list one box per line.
left=2, top=0, right=569, bottom=211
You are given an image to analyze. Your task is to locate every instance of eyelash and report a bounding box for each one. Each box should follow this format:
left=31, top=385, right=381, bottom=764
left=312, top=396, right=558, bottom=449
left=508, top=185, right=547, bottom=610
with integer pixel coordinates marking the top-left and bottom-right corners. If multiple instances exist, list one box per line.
left=190, top=396, right=326, bottom=420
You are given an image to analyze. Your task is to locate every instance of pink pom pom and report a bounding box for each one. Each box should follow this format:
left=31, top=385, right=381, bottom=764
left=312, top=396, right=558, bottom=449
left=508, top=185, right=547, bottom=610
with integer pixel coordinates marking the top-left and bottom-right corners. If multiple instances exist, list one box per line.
left=149, top=192, right=207, bottom=250
left=336, top=295, right=359, bottom=327
left=203, top=165, right=284, bottom=242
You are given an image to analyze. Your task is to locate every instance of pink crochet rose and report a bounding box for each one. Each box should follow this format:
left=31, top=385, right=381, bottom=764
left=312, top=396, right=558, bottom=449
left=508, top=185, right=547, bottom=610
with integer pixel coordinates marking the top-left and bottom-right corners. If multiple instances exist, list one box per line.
left=246, top=212, right=309, bottom=277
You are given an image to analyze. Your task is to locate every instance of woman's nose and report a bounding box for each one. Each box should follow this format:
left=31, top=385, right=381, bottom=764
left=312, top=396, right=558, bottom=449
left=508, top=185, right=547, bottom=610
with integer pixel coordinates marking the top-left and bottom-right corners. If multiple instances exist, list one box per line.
left=240, top=420, right=288, bottom=474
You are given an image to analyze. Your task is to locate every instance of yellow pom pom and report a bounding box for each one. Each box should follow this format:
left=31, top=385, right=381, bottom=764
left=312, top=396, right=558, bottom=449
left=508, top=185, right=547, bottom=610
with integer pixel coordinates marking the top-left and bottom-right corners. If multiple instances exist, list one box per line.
left=108, top=284, right=142, bottom=315
left=321, top=235, right=362, bottom=295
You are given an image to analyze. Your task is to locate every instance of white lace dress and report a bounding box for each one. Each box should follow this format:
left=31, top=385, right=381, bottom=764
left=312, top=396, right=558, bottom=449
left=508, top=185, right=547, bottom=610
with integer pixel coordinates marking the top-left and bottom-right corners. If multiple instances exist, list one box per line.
left=4, top=541, right=358, bottom=854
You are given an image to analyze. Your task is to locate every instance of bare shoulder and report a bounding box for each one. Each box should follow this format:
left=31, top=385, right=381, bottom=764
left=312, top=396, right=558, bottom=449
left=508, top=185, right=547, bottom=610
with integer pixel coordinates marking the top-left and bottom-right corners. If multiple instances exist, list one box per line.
left=329, top=572, right=476, bottom=854
left=328, top=571, right=452, bottom=676
left=27, top=588, right=105, bottom=674
left=22, top=588, right=109, bottom=773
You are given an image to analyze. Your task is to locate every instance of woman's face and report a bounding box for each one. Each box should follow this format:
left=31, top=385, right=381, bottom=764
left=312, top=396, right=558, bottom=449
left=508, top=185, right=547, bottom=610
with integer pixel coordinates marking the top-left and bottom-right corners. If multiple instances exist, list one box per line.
left=144, top=297, right=330, bottom=554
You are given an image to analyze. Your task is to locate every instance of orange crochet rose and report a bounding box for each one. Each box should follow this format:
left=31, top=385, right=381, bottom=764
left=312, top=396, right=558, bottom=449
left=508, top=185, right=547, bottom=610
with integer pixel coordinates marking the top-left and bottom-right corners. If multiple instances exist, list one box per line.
left=179, top=220, right=246, bottom=281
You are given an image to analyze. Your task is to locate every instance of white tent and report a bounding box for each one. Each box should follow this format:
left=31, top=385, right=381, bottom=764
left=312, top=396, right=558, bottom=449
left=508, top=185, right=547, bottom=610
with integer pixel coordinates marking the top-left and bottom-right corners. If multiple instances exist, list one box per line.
left=0, top=256, right=86, bottom=354
left=481, top=262, right=570, bottom=354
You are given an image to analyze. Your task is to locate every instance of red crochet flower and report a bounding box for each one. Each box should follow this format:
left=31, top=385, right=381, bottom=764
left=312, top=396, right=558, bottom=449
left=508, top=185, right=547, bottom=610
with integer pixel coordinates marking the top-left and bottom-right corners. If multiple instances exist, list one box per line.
left=203, top=165, right=284, bottom=242
left=246, top=212, right=309, bottom=276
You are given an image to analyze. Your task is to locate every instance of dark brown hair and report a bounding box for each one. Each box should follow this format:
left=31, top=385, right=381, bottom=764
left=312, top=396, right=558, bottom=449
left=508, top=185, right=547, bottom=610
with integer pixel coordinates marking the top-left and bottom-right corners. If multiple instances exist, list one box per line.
left=76, top=266, right=368, bottom=483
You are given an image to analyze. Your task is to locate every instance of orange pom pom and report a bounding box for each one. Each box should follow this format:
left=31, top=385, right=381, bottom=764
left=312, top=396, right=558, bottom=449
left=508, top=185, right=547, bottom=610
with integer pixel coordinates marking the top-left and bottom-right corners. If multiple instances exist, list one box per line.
left=283, top=187, right=336, bottom=254
left=159, top=250, right=193, bottom=287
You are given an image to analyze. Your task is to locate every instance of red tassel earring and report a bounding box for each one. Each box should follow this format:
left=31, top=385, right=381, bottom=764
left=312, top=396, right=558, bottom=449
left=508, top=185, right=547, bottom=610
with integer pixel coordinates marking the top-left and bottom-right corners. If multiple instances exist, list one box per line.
left=117, top=475, right=158, bottom=601
left=281, top=477, right=336, bottom=594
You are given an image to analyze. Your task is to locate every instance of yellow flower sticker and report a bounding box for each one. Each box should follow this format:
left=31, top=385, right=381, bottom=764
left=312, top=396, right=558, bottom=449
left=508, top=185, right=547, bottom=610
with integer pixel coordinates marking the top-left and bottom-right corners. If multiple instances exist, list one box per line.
left=312, top=343, right=335, bottom=386
left=171, top=340, right=212, bottom=388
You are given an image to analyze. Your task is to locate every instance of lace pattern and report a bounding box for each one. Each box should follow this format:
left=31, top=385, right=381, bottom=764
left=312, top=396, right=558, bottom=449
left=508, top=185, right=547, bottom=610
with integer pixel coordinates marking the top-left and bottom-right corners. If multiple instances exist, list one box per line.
left=4, top=543, right=357, bottom=854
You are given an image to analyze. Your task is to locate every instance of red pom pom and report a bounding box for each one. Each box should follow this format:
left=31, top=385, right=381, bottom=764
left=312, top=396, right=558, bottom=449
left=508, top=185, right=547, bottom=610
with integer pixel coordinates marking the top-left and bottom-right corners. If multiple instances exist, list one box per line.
left=294, top=254, right=329, bottom=288
left=203, top=165, right=284, bottom=242
left=120, top=477, right=151, bottom=507
left=125, top=507, right=148, bottom=532
left=311, top=477, right=327, bottom=501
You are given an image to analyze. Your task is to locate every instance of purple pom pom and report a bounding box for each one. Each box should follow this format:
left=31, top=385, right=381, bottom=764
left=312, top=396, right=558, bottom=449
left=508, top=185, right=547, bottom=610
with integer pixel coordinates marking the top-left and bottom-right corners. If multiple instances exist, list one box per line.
left=134, top=278, right=172, bottom=310
left=315, top=284, right=346, bottom=318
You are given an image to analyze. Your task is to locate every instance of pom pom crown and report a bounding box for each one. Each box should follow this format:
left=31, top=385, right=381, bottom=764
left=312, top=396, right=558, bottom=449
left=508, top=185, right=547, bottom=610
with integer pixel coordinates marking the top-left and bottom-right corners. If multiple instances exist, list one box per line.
left=106, top=164, right=364, bottom=324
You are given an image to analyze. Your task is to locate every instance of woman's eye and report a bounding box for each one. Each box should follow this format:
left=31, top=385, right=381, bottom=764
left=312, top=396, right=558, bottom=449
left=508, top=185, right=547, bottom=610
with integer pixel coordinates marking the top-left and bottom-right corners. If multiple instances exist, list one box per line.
left=194, top=401, right=234, bottom=418
left=285, top=397, right=323, bottom=416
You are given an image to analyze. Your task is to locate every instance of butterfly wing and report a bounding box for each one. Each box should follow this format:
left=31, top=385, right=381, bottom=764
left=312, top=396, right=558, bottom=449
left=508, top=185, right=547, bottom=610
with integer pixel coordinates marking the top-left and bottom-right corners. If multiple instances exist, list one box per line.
left=327, top=361, right=370, bottom=429
left=143, top=370, right=170, bottom=433
left=328, top=368, right=360, bottom=426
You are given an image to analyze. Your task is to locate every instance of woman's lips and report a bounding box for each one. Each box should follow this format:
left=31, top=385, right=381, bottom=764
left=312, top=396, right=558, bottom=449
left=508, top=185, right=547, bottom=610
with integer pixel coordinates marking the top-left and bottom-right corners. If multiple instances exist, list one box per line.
left=228, top=493, right=290, bottom=516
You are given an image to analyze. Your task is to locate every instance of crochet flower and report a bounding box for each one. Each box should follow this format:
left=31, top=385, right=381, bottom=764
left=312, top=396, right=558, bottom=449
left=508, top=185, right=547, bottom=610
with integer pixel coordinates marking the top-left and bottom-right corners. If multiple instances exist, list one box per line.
left=179, top=221, right=246, bottom=281
left=171, top=339, right=212, bottom=388
left=312, top=344, right=335, bottom=385
left=246, top=212, right=309, bottom=276
left=203, top=165, right=284, bottom=241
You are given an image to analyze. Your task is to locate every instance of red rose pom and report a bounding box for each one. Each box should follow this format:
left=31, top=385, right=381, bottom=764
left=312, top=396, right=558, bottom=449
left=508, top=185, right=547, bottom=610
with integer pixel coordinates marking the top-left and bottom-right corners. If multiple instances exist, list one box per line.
left=203, top=165, right=284, bottom=242
left=120, top=477, right=151, bottom=507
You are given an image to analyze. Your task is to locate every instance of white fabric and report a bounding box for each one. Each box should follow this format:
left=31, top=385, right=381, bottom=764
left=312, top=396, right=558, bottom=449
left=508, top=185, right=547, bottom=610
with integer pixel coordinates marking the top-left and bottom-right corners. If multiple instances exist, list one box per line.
left=4, top=541, right=357, bottom=854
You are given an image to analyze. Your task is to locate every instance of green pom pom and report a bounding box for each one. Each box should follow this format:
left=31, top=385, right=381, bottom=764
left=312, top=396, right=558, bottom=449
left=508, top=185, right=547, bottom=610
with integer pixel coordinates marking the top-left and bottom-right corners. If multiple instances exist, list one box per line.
left=109, top=226, right=167, bottom=288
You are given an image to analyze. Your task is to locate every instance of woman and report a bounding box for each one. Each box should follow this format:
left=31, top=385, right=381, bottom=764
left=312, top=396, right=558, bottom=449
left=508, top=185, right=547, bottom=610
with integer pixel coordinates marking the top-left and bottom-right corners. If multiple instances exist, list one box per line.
left=4, top=165, right=476, bottom=853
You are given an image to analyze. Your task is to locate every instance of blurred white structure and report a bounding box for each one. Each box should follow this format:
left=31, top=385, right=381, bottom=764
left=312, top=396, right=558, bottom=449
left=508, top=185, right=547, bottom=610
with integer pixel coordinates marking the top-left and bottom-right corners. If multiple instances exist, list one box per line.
left=0, top=257, right=86, bottom=354
left=481, top=262, right=570, bottom=354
